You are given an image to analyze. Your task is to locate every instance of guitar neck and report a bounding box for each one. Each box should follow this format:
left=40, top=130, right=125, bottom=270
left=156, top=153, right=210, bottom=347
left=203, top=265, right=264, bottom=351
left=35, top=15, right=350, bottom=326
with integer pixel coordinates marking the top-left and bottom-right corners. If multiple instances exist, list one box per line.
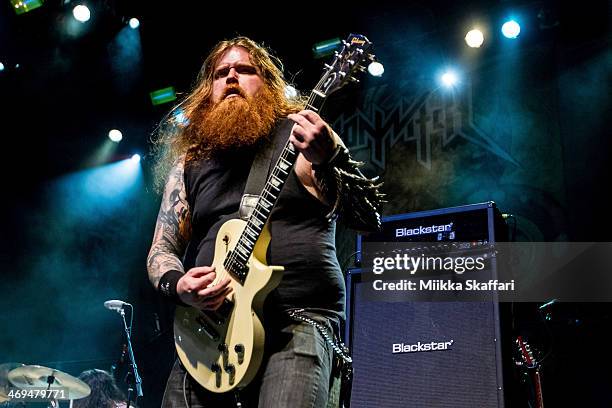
left=533, top=370, right=544, bottom=408
left=225, top=90, right=328, bottom=270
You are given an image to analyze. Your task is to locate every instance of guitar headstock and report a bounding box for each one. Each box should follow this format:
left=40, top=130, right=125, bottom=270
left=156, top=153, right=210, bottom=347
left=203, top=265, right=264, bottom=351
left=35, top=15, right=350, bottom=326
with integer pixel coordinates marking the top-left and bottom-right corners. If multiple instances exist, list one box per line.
left=516, top=336, right=538, bottom=368
left=314, top=33, right=375, bottom=97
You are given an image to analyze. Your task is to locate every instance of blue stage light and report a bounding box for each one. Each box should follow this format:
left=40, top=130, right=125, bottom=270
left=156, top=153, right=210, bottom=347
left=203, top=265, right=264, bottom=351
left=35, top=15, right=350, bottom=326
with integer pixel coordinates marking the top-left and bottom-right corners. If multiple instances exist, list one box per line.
left=440, top=70, right=459, bottom=87
left=502, top=20, right=521, bottom=39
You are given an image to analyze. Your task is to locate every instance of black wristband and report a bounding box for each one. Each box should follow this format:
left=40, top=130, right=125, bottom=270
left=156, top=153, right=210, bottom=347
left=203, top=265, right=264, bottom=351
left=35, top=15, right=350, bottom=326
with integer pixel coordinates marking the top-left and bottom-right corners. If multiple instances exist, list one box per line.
left=158, top=270, right=186, bottom=305
left=312, top=145, right=346, bottom=172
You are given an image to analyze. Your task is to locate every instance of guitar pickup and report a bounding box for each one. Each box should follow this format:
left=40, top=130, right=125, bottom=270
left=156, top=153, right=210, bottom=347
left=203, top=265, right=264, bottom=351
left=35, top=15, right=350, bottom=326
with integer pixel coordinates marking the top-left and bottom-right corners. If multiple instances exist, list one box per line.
left=223, top=252, right=248, bottom=284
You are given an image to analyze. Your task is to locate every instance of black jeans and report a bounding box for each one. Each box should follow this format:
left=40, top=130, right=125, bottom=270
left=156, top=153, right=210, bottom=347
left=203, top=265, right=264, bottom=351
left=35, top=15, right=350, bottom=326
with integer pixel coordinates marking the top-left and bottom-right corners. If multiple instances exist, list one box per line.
left=161, top=316, right=337, bottom=408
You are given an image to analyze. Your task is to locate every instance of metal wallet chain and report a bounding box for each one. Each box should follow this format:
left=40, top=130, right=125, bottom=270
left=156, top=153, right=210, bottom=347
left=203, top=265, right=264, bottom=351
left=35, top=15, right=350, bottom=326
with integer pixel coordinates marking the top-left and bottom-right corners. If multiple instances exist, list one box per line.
left=287, top=309, right=353, bottom=376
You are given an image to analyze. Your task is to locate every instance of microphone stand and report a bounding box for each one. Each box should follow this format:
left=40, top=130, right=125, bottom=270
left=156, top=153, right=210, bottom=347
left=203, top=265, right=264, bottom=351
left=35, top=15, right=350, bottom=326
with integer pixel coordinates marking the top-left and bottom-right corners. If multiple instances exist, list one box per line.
left=119, top=306, right=143, bottom=407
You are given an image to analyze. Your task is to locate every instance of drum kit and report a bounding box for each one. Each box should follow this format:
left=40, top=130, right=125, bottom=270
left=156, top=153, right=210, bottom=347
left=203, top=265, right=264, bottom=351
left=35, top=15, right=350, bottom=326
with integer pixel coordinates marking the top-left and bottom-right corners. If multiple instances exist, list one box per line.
left=0, top=363, right=91, bottom=407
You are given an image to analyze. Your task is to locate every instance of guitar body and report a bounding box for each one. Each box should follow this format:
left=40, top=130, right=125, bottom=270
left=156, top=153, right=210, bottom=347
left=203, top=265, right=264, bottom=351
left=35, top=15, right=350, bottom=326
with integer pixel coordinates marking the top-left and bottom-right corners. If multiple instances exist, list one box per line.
left=174, top=219, right=284, bottom=393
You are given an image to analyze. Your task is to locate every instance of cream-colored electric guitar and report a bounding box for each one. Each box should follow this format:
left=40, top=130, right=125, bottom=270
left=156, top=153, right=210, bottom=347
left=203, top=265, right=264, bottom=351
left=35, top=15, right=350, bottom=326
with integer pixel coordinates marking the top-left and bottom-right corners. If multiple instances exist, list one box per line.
left=174, top=34, right=376, bottom=393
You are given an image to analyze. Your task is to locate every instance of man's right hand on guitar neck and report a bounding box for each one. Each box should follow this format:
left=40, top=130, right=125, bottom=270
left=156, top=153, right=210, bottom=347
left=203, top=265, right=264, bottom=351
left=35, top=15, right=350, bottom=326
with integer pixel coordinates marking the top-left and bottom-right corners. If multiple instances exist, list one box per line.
left=177, top=266, right=232, bottom=310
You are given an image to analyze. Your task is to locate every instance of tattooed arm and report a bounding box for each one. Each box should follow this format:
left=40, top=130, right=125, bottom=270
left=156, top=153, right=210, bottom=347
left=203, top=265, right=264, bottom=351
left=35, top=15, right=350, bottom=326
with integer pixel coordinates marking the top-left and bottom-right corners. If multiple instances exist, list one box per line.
left=147, top=156, right=191, bottom=290
left=147, top=156, right=232, bottom=309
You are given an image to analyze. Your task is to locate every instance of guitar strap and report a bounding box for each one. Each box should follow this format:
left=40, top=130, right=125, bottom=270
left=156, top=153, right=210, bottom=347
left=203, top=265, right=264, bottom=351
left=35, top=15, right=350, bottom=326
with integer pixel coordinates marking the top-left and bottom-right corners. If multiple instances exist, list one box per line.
left=239, top=137, right=276, bottom=220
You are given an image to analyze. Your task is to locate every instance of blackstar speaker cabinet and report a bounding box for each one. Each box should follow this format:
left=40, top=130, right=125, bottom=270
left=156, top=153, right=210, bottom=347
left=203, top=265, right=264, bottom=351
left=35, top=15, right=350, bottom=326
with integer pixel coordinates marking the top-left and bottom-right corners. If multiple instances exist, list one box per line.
left=346, top=202, right=510, bottom=408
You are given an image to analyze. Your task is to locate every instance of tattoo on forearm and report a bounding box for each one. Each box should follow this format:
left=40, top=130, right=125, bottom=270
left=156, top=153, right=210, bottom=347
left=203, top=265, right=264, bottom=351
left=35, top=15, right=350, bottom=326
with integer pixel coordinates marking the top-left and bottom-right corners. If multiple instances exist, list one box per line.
left=147, top=157, right=192, bottom=288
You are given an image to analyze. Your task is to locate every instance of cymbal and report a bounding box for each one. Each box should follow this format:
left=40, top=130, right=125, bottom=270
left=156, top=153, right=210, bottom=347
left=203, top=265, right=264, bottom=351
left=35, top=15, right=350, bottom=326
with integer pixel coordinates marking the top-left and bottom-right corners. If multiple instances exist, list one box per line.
left=7, top=365, right=91, bottom=400
left=0, top=363, right=25, bottom=403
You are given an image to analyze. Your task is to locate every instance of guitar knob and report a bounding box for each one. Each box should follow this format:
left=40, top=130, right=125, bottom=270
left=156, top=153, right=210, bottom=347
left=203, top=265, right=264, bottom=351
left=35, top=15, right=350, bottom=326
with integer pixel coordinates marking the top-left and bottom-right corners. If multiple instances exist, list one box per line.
left=225, top=364, right=235, bottom=385
left=218, top=343, right=229, bottom=367
left=211, top=363, right=222, bottom=388
left=234, top=344, right=245, bottom=365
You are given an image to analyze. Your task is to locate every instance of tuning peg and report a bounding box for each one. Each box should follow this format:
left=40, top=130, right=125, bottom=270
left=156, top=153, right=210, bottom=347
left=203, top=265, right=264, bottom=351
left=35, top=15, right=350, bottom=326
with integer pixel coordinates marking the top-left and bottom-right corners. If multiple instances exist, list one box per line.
left=367, top=53, right=376, bottom=61
left=347, top=59, right=355, bottom=66
left=357, top=66, right=367, bottom=72
left=348, top=76, right=360, bottom=83
left=339, top=71, right=346, bottom=77
left=324, top=63, right=332, bottom=70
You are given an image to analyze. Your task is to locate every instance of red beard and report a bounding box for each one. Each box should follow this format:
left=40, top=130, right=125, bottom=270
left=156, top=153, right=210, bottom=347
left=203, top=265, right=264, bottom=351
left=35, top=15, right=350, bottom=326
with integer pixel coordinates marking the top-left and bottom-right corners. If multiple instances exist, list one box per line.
left=187, top=85, right=278, bottom=157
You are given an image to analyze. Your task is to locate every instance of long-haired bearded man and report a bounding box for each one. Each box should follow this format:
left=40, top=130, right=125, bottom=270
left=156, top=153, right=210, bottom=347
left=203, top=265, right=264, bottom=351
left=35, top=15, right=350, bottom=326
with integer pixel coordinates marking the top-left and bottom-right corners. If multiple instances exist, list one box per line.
left=147, top=36, right=382, bottom=408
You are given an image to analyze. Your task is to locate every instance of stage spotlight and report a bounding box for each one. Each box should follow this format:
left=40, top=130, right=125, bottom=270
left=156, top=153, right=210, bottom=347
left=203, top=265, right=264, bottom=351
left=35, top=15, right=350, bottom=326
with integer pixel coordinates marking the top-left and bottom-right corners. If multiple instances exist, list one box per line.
left=465, top=29, right=484, bottom=48
left=131, top=154, right=141, bottom=163
left=440, top=70, right=459, bottom=88
left=129, top=18, right=140, bottom=29
left=502, top=20, right=521, bottom=39
left=284, top=85, right=298, bottom=99
left=367, top=61, right=384, bottom=77
left=0, top=62, right=4, bottom=72
left=73, top=5, right=91, bottom=22
left=108, top=129, right=123, bottom=143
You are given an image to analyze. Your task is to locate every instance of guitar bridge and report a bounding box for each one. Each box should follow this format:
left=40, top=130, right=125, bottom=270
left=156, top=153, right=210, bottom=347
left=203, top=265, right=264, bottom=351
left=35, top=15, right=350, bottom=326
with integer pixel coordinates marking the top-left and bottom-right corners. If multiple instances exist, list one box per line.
left=195, top=315, right=220, bottom=341
left=201, top=298, right=234, bottom=325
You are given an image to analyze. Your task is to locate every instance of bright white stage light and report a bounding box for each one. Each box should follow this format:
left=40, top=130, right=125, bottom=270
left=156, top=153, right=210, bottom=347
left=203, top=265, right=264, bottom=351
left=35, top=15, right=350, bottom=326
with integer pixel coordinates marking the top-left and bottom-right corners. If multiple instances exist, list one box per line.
left=465, top=29, right=484, bottom=48
left=108, top=129, right=123, bottom=143
left=367, top=61, right=384, bottom=77
left=73, top=5, right=91, bottom=22
left=502, top=20, right=521, bottom=39
left=0, top=62, right=4, bottom=72
left=441, top=70, right=458, bottom=87
left=131, top=154, right=141, bottom=163
left=129, top=18, right=140, bottom=29
left=284, top=85, right=298, bottom=99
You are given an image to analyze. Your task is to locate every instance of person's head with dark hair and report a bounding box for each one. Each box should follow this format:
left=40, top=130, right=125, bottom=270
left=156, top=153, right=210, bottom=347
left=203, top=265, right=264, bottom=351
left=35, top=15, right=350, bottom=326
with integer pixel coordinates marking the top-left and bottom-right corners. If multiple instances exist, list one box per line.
left=74, top=369, right=127, bottom=408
